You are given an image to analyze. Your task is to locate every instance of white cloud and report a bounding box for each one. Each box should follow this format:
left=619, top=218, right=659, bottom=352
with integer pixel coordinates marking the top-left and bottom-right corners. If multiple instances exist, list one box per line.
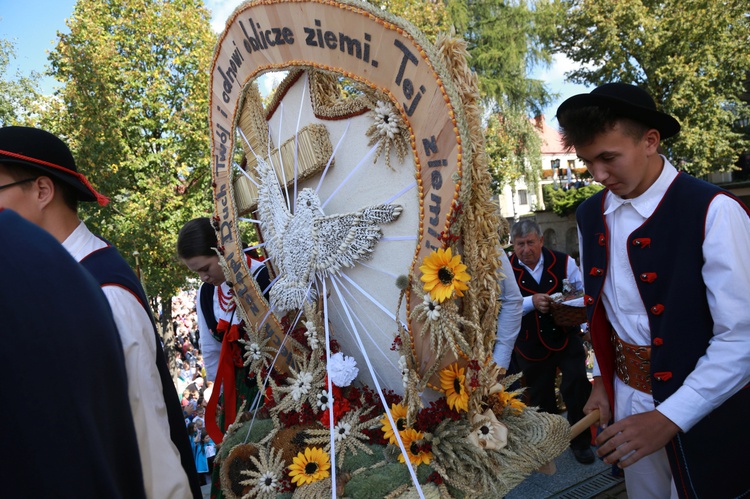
left=532, top=54, right=595, bottom=125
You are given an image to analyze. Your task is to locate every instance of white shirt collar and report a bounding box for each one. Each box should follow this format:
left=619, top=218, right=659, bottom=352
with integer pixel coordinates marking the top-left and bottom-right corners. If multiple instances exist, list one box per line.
left=603, top=155, right=678, bottom=218
left=518, top=251, right=545, bottom=274
left=61, top=221, right=90, bottom=259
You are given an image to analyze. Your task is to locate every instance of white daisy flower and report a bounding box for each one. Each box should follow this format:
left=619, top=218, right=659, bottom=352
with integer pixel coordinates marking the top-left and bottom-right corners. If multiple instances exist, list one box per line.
left=373, top=100, right=401, bottom=139
left=257, top=471, right=278, bottom=492
left=334, top=421, right=351, bottom=441
left=316, top=390, right=331, bottom=411
left=423, top=294, right=441, bottom=321
left=247, top=342, right=262, bottom=361
left=290, top=371, right=313, bottom=401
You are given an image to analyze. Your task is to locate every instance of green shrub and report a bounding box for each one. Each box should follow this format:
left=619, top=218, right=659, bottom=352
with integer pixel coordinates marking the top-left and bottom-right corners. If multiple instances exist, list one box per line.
left=542, top=183, right=604, bottom=217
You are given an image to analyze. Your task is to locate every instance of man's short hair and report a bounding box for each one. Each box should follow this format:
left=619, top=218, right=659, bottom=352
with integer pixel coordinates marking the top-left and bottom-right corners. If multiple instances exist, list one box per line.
left=511, top=219, right=542, bottom=241
left=557, top=107, right=650, bottom=149
left=0, top=163, right=79, bottom=211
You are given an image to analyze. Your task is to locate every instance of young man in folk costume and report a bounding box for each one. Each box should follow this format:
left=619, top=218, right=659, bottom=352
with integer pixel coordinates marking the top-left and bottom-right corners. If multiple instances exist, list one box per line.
left=0, top=126, right=202, bottom=499
left=558, top=83, right=750, bottom=498
left=505, top=219, right=595, bottom=464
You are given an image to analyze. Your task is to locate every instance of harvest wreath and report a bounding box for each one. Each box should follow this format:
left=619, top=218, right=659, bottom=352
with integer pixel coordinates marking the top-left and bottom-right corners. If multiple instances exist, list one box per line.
left=205, top=0, right=572, bottom=497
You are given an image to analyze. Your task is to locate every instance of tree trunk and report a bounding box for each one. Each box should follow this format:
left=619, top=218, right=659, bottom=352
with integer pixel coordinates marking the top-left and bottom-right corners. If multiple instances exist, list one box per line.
left=154, top=295, right=179, bottom=382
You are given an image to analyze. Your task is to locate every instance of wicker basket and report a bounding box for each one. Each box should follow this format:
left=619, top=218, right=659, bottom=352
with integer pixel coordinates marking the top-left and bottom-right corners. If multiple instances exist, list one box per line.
left=550, top=301, right=587, bottom=327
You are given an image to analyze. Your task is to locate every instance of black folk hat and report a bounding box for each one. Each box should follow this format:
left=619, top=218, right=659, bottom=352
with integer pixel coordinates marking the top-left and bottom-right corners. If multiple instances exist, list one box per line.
left=556, top=83, right=681, bottom=139
left=0, top=126, right=109, bottom=206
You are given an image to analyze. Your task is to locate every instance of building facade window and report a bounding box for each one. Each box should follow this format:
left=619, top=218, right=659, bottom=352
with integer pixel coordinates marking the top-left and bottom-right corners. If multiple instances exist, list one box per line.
left=518, top=189, right=528, bottom=205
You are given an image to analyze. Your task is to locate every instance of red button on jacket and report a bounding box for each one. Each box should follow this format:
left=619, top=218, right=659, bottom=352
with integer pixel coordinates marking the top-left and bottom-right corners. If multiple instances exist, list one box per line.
left=650, top=304, right=665, bottom=315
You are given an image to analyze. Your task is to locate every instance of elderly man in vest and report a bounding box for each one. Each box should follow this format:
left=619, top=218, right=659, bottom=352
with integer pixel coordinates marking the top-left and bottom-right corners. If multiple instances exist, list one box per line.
left=558, top=83, right=750, bottom=499
left=507, top=219, right=594, bottom=464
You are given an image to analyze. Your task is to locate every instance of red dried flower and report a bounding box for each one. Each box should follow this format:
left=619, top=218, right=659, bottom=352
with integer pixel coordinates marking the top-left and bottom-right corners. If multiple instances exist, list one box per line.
left=427, top=471, right=443, bottom=485
left=390, top=335, right=403, bottom=351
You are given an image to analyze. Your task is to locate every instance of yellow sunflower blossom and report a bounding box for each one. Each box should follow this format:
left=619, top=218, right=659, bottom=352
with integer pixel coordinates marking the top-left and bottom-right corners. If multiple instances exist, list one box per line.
left=419, top=247, right=470, bottom=303
left=396, top=428, right=432, bottom=466
left=439, top=363, right=469, bottom=412
left=380, top=403, right=408, bottom=445
left=496, top=386, right=526, bottom=415
left=288, top=447, right=331, bottom=486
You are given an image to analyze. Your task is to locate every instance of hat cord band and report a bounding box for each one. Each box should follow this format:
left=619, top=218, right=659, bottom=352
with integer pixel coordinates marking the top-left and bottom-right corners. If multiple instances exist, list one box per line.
left=0, top=148, right=109, bottom=206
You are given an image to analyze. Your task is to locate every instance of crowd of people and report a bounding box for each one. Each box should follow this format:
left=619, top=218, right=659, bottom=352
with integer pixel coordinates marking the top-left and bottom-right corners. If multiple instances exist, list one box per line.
left=3, top=81, right=748, bottom=499
left=169, top=288, right=221, bottom=488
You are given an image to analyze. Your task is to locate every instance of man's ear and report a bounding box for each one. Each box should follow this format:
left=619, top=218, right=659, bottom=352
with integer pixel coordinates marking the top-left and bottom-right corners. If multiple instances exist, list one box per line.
left=644, top=128, right=661, bottom=155
left=35, top=176, right=57, bottom=210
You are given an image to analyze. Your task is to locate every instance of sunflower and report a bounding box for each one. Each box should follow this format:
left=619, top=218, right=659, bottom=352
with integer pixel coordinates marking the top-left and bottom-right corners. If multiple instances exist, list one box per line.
left=396, top=428, right=432, bottom=466
left=495, top=385, right=526, bottom=415
left=419, top=247, right=470, bottom=303
left=439, top=363, right=469, bottom=412
left=288, top=447, right=331, bottom=486
left=380, top=403, right=409, bottom=444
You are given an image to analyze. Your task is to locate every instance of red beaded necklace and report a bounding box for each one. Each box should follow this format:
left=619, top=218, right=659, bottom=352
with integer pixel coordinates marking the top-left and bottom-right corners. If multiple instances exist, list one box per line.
left=217, top=285, right=236, bottom=312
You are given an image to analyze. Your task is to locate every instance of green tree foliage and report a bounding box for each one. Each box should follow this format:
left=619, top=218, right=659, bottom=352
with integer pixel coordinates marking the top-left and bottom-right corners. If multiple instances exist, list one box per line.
left=485, top=113, right=542, bottom=194
left=552, top=0, right=750, bottom=176
left=447, top=0, right=559, bottom=198
left=447, top=0, right=556, bottom=115
left=47, top=0, right=216, bottom=322
left=0, top=39, right=44, bottom=126
left=542, top=182, right=603, bottom=217
left=374, top=0, right=452, bottom=41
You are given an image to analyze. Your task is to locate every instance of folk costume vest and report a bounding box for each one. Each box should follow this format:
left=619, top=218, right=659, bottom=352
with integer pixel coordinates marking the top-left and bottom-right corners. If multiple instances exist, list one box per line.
left=510, top=247, right=577, bottom=361
left=80, top=245, right=203, bottom=499
left=577, top=172, right=750, bottom=499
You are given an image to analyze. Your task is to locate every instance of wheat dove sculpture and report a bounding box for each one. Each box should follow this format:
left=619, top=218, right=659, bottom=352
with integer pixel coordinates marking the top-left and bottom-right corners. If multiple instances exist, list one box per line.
left=255, top=157, right=403, bottom=313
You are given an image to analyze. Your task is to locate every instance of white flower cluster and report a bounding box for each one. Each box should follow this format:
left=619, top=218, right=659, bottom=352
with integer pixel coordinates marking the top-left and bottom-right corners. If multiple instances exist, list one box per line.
left=372, top=100, right=401, bottom=139
left=304, top=320, right=319, bottom=350
left=329, top=352, right=358, bottom=387
left=290, top=371, right=314, bottom=401
left=398, top=355, right=409, bottom=386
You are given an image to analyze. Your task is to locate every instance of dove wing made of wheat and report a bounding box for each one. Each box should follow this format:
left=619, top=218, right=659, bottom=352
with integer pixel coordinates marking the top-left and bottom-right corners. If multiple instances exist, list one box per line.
left=312, top=204, right=403, bottom=278
left=255, top=157, right=292, bottom=261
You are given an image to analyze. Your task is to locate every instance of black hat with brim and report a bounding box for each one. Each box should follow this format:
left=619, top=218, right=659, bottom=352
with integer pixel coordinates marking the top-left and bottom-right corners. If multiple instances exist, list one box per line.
left=556, top=83, right=681, bottom=139
left=0, top=126, right=109, bottom=206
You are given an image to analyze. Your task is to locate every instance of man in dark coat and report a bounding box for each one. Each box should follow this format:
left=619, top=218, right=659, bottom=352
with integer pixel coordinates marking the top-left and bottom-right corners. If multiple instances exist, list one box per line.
left=0, top=208, right=146, bottom=498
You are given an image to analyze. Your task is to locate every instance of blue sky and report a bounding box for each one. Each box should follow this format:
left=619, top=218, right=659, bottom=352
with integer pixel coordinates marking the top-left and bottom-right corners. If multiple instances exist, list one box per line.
left=0, top=0, right=589, bottom=124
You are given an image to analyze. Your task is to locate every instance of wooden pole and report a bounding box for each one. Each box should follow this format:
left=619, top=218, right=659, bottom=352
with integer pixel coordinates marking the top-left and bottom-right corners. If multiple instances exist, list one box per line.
left=570, top=409, right=600, bottom=440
